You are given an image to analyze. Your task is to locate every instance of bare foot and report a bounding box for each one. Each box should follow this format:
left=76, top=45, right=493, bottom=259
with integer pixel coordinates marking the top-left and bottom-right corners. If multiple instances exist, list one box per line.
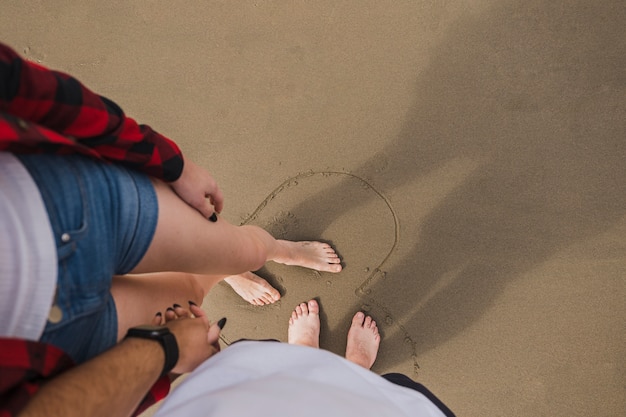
left=287, top=299, right=320, bottom=348
left=224, top=272, right=281, bottom=305
left=274, top=241, right=342, bottom=273
left=345, top=311, right=380, bottom=369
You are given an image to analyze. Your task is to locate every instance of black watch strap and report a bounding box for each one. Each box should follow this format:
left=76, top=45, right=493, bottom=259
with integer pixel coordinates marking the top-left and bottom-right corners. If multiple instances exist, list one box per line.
left=125, top=326, right=179, bottom=377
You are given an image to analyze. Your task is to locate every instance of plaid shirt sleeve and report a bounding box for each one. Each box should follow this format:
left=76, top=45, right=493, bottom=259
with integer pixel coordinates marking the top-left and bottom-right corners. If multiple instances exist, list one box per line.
left=0, top=338, right=170, bottom=417
left=0, top=42, right=184, bottom=182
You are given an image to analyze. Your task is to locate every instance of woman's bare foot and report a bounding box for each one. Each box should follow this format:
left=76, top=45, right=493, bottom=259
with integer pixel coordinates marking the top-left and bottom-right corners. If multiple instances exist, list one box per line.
left=273, top=241, right=342, bottom=273
left=224, top=272, right=281, bottom=305
left=287, top=299, right=320, bottom=348
left=345, top=312, right=380, bottom=369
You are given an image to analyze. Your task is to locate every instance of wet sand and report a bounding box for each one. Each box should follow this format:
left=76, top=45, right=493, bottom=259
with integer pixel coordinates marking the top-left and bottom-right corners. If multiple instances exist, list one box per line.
left=2, top=1, right=624, bottom=416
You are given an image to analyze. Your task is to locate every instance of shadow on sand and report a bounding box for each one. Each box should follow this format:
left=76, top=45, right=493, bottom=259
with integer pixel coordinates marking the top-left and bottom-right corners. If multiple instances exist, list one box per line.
left=275, top=0, right=626, bottom=370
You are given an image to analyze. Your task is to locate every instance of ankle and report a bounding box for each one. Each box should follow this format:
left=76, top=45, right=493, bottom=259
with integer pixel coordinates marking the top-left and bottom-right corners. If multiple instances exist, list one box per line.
left=271, top=240, right=293, bottom=264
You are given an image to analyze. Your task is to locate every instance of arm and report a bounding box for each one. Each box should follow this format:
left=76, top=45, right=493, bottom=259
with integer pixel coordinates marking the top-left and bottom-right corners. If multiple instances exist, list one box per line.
left=18, top=338, right=165, bottom=417
left=0, top=42, right=223, bottom=214
left=0, top=42, right=183, bottom=182
left=18, top=306, right=221, bottom=417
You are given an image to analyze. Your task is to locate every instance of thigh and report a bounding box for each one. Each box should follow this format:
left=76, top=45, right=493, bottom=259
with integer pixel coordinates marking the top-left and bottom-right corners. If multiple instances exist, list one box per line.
left=18, top=154, right=158, bottom=277
left=17, top=154, right=159, bottom=363
left=39, top=294, right=118, bottom=365
left=110, top=272, right=209, bottom=341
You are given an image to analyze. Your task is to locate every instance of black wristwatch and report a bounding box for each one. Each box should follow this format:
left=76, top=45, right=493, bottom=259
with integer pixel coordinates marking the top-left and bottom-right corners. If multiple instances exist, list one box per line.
left=125, top=325, right=179, bottom=377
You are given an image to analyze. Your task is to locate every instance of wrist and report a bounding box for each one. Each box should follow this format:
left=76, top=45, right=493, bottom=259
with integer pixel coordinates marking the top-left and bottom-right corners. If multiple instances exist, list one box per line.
left=125, top=326, right=179, bottom=377
left=121, top=337, right=165, bottom=376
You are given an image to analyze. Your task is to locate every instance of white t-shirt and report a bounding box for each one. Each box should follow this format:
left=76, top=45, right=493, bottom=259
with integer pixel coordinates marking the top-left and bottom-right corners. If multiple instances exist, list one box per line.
left=0, top=153, right=57, bottom=340
left=155, top=341, right=449, bottom=417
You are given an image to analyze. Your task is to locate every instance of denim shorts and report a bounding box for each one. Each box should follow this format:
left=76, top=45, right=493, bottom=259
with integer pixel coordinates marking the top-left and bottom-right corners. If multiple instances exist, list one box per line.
left=17, top=154, right=158, bottom=364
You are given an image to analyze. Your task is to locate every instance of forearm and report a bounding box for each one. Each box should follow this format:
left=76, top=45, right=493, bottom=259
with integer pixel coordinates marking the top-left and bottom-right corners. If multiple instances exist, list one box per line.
left=18, top=338, right=164, bottom=417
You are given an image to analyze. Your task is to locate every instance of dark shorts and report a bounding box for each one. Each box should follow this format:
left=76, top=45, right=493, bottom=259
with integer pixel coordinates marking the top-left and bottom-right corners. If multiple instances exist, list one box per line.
left=382, top=373, right=456, bottom=416
left=18, top=154, right=158, bottom=364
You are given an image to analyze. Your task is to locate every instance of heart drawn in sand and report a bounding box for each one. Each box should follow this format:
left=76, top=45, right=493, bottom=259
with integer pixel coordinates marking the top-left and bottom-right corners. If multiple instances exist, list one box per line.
left=204, top=171, right=420, bottom=373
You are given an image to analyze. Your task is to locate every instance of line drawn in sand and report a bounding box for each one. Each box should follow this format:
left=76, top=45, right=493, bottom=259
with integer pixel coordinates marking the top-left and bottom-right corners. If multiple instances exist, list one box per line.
left=239, top=170, right=421, bottom=373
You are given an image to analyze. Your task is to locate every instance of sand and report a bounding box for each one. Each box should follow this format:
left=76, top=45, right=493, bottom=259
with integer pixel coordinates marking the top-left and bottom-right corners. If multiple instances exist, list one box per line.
left=2, top=1, right=624, bottom=416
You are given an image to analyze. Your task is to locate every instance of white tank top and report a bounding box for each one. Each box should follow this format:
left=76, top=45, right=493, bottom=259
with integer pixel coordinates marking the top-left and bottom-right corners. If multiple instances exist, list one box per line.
left=0, top=152, right=57, bottom=340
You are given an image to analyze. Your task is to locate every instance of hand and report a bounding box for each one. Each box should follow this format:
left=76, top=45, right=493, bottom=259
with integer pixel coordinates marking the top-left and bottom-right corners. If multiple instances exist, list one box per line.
left=156, top=303, right=222, bottom=374
left=169, top=159, right=224, bottom=218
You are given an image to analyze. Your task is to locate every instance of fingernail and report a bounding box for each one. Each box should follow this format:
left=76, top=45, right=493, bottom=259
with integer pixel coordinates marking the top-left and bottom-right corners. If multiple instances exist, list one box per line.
left=208, top=213, right=218, bottom=222
left=217, top=317, right=227, bottom=329
left=188, top=300, right=197, bottom=306
left=166, top=307, right=174, bottom=312
left=156, top=312, right=162, bottom=317
left=173, top=303, right=181, bottom=309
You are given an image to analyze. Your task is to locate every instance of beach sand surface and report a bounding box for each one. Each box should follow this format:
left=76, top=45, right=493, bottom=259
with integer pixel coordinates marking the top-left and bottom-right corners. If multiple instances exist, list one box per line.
left=2, top=1, right=624, bottom=416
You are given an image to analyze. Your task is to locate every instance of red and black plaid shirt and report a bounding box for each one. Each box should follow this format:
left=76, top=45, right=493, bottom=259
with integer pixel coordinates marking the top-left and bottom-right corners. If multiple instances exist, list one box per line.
left=0, top=42, right=184, bottom=182
left=0, top=338, right=170, bottom=417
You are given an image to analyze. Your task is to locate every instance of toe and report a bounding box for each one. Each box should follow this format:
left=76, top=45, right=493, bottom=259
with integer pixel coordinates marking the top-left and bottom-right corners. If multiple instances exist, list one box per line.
left=269, top=288, right=281, bottom=301
left=352, top=311, right=365, bottom=326
left=300, top=302, right=309, bottom=315
left=307, top=299, right=319, bottom=314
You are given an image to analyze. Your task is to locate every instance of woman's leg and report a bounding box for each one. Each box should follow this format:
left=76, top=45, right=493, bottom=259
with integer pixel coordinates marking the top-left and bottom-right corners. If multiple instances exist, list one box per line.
left=131, top=179, right=342, bottom=287
left=110, top=272, right=207, bottom=341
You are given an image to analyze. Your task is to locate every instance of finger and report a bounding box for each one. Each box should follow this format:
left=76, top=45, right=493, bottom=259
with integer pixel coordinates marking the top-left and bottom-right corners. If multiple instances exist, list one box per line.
left=165, top=307, right=177, bottom=322
left=209, top=188, right=224, bottom=213
left=152, top=312, right=163, bottom=326
left=188, top=300, right=200, bottom=318
left=207, top=321, right=221, bottom=350
left=189, top=303, right=205, bottom=317
left=193, top=197, right=215, bottom=220
left=189, top=304, right=209, bottom=328
left=172, top=304, right=189, bottom=318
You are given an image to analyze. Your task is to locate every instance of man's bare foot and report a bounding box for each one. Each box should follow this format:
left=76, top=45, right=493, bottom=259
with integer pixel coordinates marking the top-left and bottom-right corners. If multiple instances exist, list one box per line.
left=274, top=241, right=342, bottom=273
left=224, top=272, right=281, bottom=305
left=287, top=299, right=320, bottom=348
left=345, top=311, right=380, bottom=369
